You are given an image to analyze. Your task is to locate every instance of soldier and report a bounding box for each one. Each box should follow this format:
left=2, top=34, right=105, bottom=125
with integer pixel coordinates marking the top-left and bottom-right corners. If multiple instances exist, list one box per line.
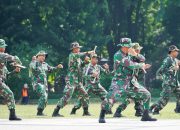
left=52, top=42, right=94, bottom=117
left=113, top=43, right=145, bottom=117
left=150, top=45, right=180, bottom=114
left=30, top=50, right=63, bottom=116
left=0, top=39, right=22, bottom=120
left=99, top=38, right=156, bottom=123
left=70, top=54, right=109, bottom=115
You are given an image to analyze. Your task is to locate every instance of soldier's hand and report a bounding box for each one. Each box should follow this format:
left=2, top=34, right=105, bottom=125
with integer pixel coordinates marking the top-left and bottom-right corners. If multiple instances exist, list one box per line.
left=156, top=75, right=163, bottom=80
left=128, top=48, right=138, bottom=57
left=144, top=64, right=152, bottom=69
left=92, top=72, right=98, bottom=78
left=15, top=67, right=21, bottom=72
left=88, top=50, right=95, bottom=55
left=57, top=64, right=63, bottom=69
left=32, top=56, right=36, bottom=61
left=50, top=88, right=55, bottom=93
left=172, top=65, right=179, bottom=71
left=103, top=63, right=109, bottom=70
left=84, top=56, right=90, bottom=62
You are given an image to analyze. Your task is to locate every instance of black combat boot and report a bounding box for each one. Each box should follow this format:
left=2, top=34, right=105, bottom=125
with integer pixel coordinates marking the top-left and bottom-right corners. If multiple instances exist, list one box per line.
left=150, top=104, right=160, bottom=115
left=37, top=108, right=46, bottom=116
left=99, top=109, right=106, bottom=123
left=9, top=109, right=22, bottom=121
left=134, top=102, right=143, bottom=117
left=106, top=109, right=113, bottom=115
left=113, top=108, right=122, bottom=118
left=82, top=107, right=91, bottom=116
left=52, top=106, right=63, bottom=117
left=70, top=107, right=78, bottom=115
left=141, top=109, right=157, bottom=121
left=135, top=109, right=143, bottom=117
left=174, top=103, right=180, bottom=113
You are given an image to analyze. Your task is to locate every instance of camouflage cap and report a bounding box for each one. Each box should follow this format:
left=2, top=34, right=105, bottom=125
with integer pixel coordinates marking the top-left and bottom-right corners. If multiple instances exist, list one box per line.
left=168, top=45, right=179, bottom=52
left=0, top=39, right=7, bottom=48
left=91, top=53, right=99, bottom=58
left=117, top=38, right=132, bottom=47
left=70, top=41, right=82, bottom=50
left=36, top=50, right=48, bottom=57
left=132, top=43, right=143, bottom=50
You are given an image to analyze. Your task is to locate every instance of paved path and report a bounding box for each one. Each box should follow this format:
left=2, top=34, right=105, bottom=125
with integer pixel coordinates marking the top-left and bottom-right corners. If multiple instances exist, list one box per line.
left=1, top=118, right=180, bottom=130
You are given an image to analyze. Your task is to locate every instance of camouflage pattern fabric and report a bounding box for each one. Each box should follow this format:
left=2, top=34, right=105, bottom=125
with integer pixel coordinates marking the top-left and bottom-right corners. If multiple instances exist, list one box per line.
left=56, top=52, right=89, bottom=108
left=151, top=55, right=180, bottom=111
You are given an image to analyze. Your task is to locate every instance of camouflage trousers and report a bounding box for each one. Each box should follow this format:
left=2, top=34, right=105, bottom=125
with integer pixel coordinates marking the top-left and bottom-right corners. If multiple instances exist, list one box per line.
left=151, top=83, right=180, bottom=111
left=0, top=79, right=15, bottom=110
left=73, top=82, right=107, bottom=109
left=101, top=78, right=151, bottom=111
left=116, top=98, right=143, bottom=113
left=116, top=79, right=145, bottom=112
left=34, top=83, right=48, bottom=110
left=56, top=75, right=89, bottom=108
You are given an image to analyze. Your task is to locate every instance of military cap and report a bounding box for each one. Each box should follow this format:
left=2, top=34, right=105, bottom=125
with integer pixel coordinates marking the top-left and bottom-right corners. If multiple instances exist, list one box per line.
left=117, top=38, right=132, bottom=47
left=132, top=43, right=143, bottom=50
left=0, top=39, right=7, bottom=48
left=36, top=50, right=48, bottom=57
left=70, top=41, right=82, bottom=50
left=168, top=45, right=179, bottom=52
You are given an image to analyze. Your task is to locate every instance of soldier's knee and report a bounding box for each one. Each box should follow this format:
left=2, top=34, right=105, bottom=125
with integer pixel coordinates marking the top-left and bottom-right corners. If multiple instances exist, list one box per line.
left=8, top=90, right=14, bottom=98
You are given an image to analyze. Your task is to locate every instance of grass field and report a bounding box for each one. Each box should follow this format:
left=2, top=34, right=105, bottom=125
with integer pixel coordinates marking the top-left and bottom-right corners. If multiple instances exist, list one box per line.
left=1, top=99, right=180, bottom=120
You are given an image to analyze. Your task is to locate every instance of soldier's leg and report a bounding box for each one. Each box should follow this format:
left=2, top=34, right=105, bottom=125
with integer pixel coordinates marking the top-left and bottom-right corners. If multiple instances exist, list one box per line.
left=150, top=84, right=171, bottom=114
left=114, top=98, right=130, bottom=117
left=52, top=81, right=75, bottom=117
left=70, top=85, right=91, bottom=115
left=134, top=98, right=144, bottom=117
left=129, top=84, right=156, bottom=121
left=173, top=86, right=180, bottom=113
left=35, top=83, right=48, bottom=116
left=70, top=98, right=82, bottom=115
left=92, top=83, right=112, bottom=114
left=99, top=80, right=127, bottom=123
left=0, top=82, right=21, bottom=120
left=76, top=83, right=90, bottom=116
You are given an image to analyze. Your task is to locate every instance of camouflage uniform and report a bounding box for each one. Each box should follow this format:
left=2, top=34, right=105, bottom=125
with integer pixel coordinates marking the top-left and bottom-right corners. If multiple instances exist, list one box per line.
left=52, top=42, right=90, bottom=117
left=99, top=38, right=156, bottom=123
left=101, top=50, right=149, bottom=110
left=0, top=39, right=22, bottom=120
left=30, top=61, right=57, bottom=108
left=30, top=51, right=60, bottom=114
left=150, top=46, right=180, bottom=114
left=114, top=53, right=145, bottom=117
left=72, top=62, right=108, bottom=112
left=55, top=52, right=89, bottom=108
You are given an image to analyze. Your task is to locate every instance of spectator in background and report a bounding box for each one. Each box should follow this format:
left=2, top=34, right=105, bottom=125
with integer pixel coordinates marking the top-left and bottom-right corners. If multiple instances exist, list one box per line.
left=21, top=83, right=29, bottom=104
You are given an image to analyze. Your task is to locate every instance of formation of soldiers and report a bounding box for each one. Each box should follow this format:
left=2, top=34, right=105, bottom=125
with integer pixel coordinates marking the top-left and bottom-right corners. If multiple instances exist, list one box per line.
left=0, top=38, right=180, bottom=123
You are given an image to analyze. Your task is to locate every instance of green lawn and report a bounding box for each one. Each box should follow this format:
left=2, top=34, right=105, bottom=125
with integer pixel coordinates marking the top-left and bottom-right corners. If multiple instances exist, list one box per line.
left=0, top=99, right=180, bottom=119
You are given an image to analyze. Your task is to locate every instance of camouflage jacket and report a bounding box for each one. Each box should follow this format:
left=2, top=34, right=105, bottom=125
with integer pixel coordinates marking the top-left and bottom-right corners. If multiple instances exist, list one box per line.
left=131, top=54, right=146, bottom=85
left=113, top=50, right=144, bottom=81
left=83, top=63, right=109, bottom=84
left=67, top=52, right=85, bottom=79
left=30, top=60, right=58, bottom=87
left=156, top=55, right=179, bottom=86
left=0, top=52, right=21, bottom=81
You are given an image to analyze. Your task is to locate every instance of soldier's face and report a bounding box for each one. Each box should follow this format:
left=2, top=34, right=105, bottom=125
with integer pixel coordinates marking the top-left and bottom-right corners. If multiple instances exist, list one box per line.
left=135, top=49, right=141, bottom=54
left=37, top=55, right=46, bottom=62
left=171, top=51, right=179, bottom=58
left=91, top=57, right=98, bottom=64
left=0, top=47, right=5, bottom=52
left=121, top=47, right=129, bottom=54
left=73, top=47, right=80, bottom=53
